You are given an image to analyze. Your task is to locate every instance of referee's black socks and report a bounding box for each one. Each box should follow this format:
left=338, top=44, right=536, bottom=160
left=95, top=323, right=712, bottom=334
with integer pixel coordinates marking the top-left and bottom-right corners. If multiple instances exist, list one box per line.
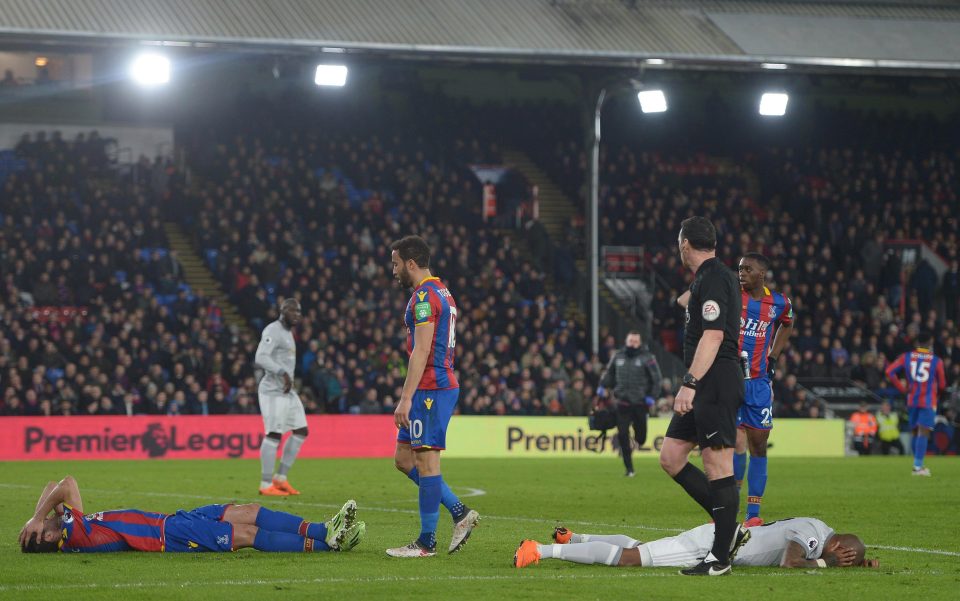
left=672, top=463, right=713, bottom=518
left=708, top=475, right=739, bottom=564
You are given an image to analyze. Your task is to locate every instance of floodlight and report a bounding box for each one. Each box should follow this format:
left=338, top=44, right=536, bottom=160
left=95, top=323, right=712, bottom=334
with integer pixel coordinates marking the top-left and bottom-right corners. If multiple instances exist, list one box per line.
left=637, top=89, right=667, bottom=113
left=759, top=92, right=789, bottom=116
left=315, top=65, right=348, bottom=87
left=129, top=53, right=170, bottom=86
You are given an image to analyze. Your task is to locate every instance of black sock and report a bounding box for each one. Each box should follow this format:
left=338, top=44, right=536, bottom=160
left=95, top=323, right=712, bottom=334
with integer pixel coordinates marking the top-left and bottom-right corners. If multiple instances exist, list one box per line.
left=708, top=476, right=739, bottom=564
left=672, top=463, right=713, bottom=517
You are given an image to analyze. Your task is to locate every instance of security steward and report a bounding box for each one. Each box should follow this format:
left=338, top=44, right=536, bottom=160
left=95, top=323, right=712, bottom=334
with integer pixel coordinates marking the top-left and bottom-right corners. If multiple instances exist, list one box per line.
left=662, top=216, right=744, bottom=576
left=598, top=331, right=663, bottom=476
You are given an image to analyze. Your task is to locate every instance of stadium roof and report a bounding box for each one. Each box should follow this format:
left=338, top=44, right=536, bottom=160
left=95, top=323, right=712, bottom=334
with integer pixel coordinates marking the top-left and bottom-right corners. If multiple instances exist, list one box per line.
left=2, top=0, right=960, bottom=71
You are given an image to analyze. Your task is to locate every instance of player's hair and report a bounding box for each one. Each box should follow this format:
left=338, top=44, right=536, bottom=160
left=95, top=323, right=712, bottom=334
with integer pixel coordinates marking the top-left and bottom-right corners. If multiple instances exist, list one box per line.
left=391, top=235, right=431, bottom=269
left=626, top=330, right=642, bottom=339
left=917, top=331, right=933, bottom=346
left=21, top=536, right=59, bottom=553
left=679, top=216, right=716, bottom=251
left=742, top=252, right=770, bottom=270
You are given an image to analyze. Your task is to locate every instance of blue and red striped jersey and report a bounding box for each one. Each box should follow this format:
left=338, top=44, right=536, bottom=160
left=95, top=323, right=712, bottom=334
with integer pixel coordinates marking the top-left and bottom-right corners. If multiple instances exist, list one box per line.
left=59, top=504, right=167, bottom=552
left=404, top=276, right=458, bottom=390
left=885, top=348, right=946, bottom=409
left=739, top=287, right=793, bottom=379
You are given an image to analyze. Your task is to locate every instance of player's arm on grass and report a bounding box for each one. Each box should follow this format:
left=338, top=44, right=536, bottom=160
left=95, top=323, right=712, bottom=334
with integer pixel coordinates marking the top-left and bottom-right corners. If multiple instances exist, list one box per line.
left=780, top=540, right=857, bottom=568
left=395, top=321, right=435, bottom=429
left=20, top=476, right=84, bottom=546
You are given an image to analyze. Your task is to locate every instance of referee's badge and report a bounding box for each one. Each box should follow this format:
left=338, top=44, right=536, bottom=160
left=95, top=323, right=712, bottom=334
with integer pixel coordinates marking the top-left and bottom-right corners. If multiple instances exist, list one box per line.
left=702, top=300, right=720, bottom=321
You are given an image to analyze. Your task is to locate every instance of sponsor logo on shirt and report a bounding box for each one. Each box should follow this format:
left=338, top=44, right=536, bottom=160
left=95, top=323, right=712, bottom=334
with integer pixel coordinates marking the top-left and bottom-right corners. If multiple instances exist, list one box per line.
left=702, top=300, right=720, bottom=322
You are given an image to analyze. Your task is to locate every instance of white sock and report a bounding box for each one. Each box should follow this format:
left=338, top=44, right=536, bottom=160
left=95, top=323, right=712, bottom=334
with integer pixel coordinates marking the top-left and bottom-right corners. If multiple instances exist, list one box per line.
left=260, top=437, right=280, bottom=488
left=576, top=534, right=641, bottom=548
left=537, top=543, right=563, bottom=559
left=277, top=434, right=306, bottom=478
left=546, top=542, right=623, bottom=565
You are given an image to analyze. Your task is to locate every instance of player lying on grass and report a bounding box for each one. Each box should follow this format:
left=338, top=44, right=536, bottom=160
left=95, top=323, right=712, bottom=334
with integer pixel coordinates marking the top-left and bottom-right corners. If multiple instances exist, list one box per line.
left=514, top=517, right=879, bottom=572
left=19, top=475, right=365, bottom=554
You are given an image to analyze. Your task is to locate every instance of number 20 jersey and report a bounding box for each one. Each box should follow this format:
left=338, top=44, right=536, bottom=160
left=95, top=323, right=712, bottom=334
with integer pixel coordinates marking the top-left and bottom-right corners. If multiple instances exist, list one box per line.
left=404, top=276, right=458, bottom=390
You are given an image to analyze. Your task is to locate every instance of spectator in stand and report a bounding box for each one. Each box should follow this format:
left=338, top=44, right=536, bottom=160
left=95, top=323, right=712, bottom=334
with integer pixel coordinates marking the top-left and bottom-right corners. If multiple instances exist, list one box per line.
left=849, top=402, right=878, bottom=455
left=876, top=401, right=904, bottom=456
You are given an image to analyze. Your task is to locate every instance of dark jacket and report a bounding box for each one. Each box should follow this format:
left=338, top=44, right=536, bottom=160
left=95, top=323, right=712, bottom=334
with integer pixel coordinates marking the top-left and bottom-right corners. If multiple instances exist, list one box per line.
left=600, top=346, right=662, bottom=405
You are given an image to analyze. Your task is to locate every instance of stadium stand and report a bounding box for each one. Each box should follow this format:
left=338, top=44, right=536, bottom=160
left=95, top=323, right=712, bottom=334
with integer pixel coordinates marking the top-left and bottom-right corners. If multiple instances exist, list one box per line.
left=0, top=131, right=262, bottom=416
left=180, top=123, right=603, bottom=416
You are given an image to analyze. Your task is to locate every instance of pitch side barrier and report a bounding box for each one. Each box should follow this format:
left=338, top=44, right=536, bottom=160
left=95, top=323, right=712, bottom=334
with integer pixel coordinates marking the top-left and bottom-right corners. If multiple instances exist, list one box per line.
left=0, top=416, right=843, bottom=460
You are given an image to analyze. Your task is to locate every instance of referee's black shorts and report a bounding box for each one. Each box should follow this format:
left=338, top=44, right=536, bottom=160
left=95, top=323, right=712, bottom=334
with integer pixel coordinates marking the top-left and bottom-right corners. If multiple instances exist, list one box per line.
left=666, top=358, right=744, bottom=449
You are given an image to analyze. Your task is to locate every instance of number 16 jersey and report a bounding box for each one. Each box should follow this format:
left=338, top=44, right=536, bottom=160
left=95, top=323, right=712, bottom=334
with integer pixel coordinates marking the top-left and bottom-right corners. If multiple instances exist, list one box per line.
left=404, top=276, right=458, bottom=390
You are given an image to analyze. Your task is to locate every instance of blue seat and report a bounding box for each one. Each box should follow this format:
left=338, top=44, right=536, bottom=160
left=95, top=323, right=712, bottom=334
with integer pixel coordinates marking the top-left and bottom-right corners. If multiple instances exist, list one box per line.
left=46, top=368, right=65, bottom=383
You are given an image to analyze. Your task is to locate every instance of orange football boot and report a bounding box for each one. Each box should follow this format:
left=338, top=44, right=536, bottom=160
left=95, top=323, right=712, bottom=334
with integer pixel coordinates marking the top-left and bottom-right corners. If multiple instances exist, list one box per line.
left=513, top=539, right=542, bottom=568
left=552, top=526, right=573, bottom=544
left=272, top=479, right=301, bottom=495
left=259, top=484, right=290, bottom=496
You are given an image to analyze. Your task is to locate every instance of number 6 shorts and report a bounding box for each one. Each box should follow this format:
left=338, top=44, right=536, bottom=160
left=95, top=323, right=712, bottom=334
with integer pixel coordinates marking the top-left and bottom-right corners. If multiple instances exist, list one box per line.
left=397, top=388, right=460, bottom=450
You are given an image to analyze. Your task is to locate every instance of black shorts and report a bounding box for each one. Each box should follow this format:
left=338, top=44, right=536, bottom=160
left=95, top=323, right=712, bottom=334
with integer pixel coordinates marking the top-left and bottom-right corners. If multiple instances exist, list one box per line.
left=666, top=359, right=744, bottom=449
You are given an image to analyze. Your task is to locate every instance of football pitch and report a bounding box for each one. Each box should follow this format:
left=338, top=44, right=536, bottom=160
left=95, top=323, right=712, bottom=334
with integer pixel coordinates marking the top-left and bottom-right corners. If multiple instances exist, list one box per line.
left=1, top=456, right=957, bottom=600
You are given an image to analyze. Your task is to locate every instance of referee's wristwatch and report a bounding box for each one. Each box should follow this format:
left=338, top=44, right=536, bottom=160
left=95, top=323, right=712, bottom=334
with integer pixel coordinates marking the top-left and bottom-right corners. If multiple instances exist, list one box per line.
left=681, top=373, right=698, bottom=390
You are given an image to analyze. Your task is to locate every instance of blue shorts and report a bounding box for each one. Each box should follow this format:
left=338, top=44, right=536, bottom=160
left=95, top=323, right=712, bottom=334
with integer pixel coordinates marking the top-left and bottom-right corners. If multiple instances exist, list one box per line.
left=396, top=388, right=459, bottom=450
left=908, top=406, right=936, bottom=430
left=737, top=378, right=773, bottom=431
left=164, top=504, right=234, bottom=552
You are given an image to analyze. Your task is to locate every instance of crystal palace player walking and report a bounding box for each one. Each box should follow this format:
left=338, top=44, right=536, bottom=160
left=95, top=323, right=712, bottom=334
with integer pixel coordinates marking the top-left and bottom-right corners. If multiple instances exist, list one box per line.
left=387, top=235, right=479, bottom=558
left=885, top=331, right=947, bottom=477
left=663, top=216, right=745, bottom=576
left=734, top=253, right=793, bottom=525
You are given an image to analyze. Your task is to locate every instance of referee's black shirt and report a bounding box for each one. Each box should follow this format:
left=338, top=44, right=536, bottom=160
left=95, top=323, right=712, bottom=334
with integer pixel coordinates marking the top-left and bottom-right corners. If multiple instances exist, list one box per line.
left=683, top=257, right=741, bottom=368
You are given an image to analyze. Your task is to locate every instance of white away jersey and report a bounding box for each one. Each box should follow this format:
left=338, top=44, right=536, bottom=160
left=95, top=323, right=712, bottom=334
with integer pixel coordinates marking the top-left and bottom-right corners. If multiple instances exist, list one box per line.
left=735, top=518, right=835, bottom=567
left=255, top=320, right=296, bottom=395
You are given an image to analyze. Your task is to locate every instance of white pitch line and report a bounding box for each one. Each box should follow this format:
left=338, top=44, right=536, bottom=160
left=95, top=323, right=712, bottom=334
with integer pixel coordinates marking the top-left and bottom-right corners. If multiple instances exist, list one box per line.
left=1, top=568, right=946, bottom=593
left=872, top=545, right=960, bottom=557
left=2, top=483, right=958, bottom=557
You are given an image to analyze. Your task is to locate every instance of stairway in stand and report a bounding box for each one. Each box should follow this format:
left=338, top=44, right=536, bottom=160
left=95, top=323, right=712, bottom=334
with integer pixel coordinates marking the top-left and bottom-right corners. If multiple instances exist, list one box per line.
left=162, top=222, right=250, bottom=333
left=501, top=148, right=642, bottom=333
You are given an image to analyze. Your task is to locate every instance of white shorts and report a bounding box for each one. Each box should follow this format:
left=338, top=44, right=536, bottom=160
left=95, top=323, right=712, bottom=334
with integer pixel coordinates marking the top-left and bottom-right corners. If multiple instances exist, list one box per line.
left=639, top=524, right=714, bottom=568
left=258, top=390, right=308, bottom=434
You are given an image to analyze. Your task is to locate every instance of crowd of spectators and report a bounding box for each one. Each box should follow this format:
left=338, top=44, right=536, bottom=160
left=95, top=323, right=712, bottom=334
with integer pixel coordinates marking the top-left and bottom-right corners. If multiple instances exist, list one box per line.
left=538, top=112, right=960, bottom=418
left=0, top=131, right=265, bottom=417
left=182, top=127, right=602, bottom=416
left=4, top=102, right=959, bottom=422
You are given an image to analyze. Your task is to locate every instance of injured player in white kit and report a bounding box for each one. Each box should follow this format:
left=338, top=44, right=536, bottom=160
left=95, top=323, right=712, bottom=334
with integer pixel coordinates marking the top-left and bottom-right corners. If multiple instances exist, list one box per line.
left=513, top=517, right=880, bottom=573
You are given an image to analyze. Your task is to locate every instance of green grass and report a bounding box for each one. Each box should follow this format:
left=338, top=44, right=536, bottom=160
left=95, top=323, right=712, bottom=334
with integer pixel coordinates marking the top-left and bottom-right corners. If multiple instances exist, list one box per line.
left=1, top=456, right=958, bottom=600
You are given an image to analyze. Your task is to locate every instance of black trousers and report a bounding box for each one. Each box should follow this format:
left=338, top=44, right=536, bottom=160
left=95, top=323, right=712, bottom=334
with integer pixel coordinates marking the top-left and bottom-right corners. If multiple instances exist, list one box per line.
left=617, top=403, right=648, bottom=472
left=880, top=438, right=905, bottom=455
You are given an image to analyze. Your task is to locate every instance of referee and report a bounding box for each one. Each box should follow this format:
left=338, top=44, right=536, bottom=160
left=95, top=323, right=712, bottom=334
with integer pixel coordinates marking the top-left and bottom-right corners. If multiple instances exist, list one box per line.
left=661, top=216, right=744, bottom=576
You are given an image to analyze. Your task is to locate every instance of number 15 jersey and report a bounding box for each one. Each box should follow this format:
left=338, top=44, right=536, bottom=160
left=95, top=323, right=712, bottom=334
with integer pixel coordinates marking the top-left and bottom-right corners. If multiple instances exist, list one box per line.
left=404, top=276, right=458, bottom=390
